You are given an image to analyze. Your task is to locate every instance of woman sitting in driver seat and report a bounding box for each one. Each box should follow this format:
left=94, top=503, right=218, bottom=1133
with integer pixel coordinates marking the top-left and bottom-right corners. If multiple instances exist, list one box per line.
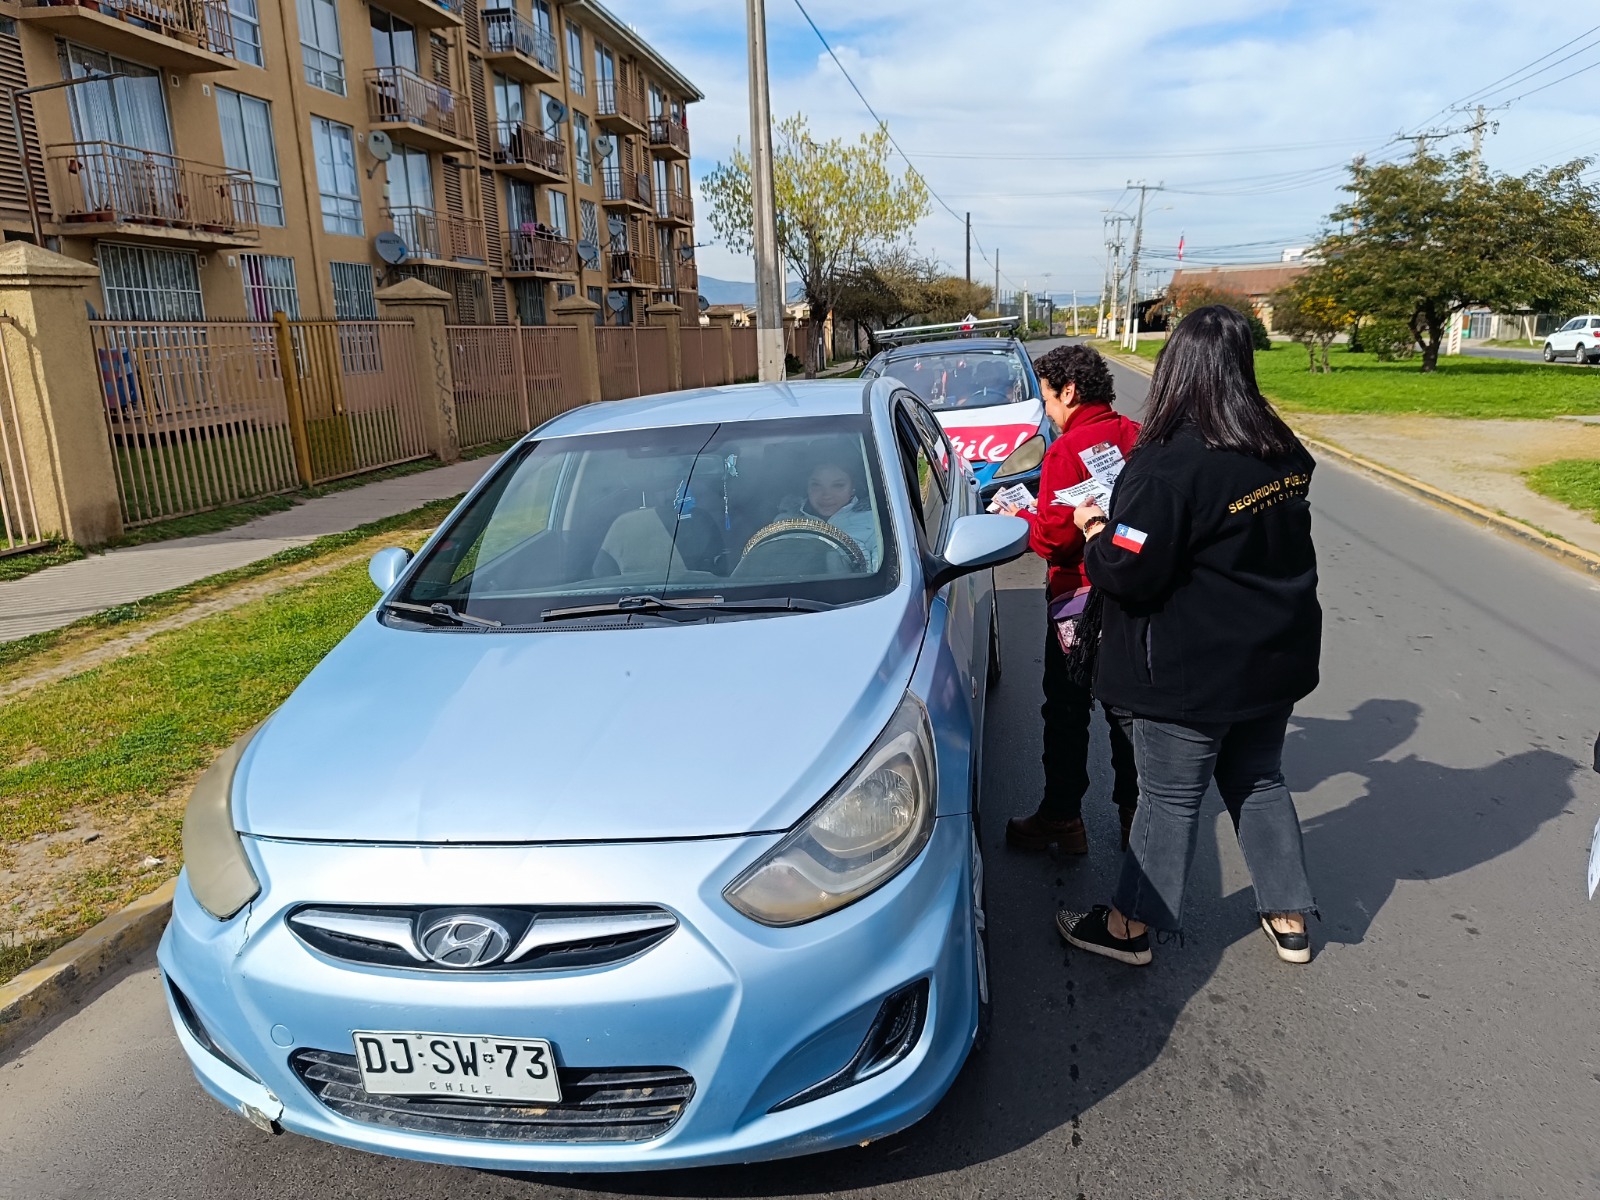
left=776, top=461, right=881, bottom=570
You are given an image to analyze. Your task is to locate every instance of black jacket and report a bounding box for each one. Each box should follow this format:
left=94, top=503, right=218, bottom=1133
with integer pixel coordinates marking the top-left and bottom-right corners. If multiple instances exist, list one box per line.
left=1083, top=425, right=1321, bottom=723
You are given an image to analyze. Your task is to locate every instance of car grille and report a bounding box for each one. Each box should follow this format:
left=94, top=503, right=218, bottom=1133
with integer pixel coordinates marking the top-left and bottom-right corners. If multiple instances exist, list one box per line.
left=292, top=1049, right=695, bottom=1143
left=286, top=904, right=677, bottom=973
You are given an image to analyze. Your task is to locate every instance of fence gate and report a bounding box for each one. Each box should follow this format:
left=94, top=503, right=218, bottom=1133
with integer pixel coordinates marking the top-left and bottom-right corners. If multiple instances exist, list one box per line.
left=0, top=317, right=45, bottom=554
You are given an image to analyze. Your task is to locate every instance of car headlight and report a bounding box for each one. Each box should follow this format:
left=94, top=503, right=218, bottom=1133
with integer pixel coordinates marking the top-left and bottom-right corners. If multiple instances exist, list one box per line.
left=724, top=694, right=936, bottom=927
left=181, top=726, right=262, bottom=921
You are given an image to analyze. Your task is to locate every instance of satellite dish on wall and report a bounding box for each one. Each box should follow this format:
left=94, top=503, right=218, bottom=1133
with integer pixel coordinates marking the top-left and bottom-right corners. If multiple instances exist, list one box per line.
left=374, top=231, right=408, bottom=264
left=545, top=98, right=568, bottom=126
left=606, top=290, right=629, bottom=313
left=698, top=294, right=709, bottom=312
left=577, top=239, right=600, bottom=267
left=593, top=134, right=616, bottom=159
left=367, top=130, right=394, bottom=162
left=606, top=215, right=626, bottom=238
left=677, top=244, right=695, bottom=262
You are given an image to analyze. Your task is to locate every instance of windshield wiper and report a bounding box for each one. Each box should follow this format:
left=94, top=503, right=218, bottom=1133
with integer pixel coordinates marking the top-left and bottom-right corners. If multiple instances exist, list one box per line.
left=382, top=600, right=503, bottom=629
left=540, top=594, right=837, bottom=622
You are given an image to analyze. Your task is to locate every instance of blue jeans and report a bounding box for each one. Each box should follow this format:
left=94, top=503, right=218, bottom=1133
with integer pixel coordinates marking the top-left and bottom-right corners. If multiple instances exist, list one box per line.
left=1112, top=707, right=1315, bottom=933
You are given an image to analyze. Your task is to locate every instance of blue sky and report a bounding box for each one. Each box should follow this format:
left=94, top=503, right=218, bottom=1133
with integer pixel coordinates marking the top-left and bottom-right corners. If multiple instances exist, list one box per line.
left=604, top=0, right=1600, bottom=300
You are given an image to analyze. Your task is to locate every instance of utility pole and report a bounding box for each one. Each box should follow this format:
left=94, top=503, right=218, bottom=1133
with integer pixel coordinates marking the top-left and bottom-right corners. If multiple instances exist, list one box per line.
left=1071, top=289, right=1078, bottom=336
left=965, top=211, right=971, bottom=292
left=1122, top=182, right=1160, bottom=352
left=1470, top=104, right=1486, bottom=179
left=745, top=0, right=784, bottom=382
left=1102, top=211, right=1130, bottom=339
left=993, top=249, right=999, bottom=317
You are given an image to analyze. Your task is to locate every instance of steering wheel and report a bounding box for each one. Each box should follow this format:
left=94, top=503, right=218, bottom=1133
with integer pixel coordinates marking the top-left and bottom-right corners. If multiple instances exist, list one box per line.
left=739, top=518, right=868, bottom=573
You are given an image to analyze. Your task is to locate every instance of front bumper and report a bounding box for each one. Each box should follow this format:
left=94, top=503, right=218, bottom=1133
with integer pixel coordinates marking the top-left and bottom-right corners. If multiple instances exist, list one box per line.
left=158, top=815, right=979, bottom=1171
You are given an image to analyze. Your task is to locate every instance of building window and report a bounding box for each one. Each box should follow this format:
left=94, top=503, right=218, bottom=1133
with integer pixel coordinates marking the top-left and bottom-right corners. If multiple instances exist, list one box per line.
left=298, top=0, right=345, bottom=95
left=565, top=21, right=583, bottom=94
left=672, top=161, right=686, bottom=196
left=312, top=117, right=362, bottom=235
left=594, top=41, right=614, bottom=88
left=506, top=178, right=536, bottom=230
left=547, top=188, right=569, bottom=238
left=494, top=71, right=524, bottom=131
left=579, top=199, right=599, bottom=265
left=98, top=244, right=203, bottom=321
left=557, top=282, right=575, bottom=300
left=225, top=0, right=263, bottom=65
left=369, top=7, right=418, bottom=71
left=241, top=253, right=299, bottom=320
left=331, top=262, right=377, bottom=319
left=64, top=48, right=171, bottom=153
left=216, top=88, right=283, bottom=226
left=649, top=84, right=664, bottom=118
left=587, top=284, right=603, bottom=327
left=574, top=112, right=592, bottom=185
left=514, top=280, right=545, bottom=325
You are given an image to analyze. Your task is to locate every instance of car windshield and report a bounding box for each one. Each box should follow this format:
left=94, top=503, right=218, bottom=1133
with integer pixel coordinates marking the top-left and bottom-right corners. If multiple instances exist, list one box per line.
left=390, top=416, right=899, bottom=628
left=879, top=349, right=1028, bottom=411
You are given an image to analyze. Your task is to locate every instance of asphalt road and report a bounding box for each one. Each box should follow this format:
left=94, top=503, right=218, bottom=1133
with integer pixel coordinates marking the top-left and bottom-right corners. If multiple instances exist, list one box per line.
left=5, top=358, right=1600, bottom=1199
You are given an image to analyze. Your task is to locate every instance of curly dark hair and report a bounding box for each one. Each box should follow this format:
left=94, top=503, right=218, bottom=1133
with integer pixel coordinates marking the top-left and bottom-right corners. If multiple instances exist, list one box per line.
left=1032, top=344, right=1115, bottom=407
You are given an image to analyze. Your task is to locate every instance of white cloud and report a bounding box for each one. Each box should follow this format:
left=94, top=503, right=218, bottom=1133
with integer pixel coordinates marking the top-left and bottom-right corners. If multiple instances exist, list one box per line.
left=606, top=0, right=1600, bottom=296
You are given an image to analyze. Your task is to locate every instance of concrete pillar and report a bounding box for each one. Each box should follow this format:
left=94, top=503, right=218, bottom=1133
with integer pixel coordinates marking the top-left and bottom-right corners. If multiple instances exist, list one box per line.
left=376, top=278, right=459, bottom=465
left=646, top=302, right=683, bottom=391
left=554, top=295, right=602, bottom=405
left=0, top=243, right=122, bottom=546
left=706, top=312, right=736, bottom=386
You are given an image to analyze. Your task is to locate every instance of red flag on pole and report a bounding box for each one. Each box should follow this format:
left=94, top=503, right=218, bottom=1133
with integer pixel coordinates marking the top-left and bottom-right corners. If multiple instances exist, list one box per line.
left=1177, top=234, right=1185, bottom=262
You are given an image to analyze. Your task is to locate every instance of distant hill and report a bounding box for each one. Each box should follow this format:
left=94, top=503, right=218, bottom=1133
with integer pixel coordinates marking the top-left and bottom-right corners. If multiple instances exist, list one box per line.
left=693, top=275, right=804, bottom=307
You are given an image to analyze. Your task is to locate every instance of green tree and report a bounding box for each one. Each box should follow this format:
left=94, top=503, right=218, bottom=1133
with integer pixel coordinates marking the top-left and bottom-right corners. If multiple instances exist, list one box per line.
left=833, top=245, right=940, bottom=340
left=1163, top=280, right=1272, bottom=350
left=1320, top=151, right=1600, bottom=372
left=1270, top=274, right=1353, bottom=373
left=701, top=115, right=930, bottom=377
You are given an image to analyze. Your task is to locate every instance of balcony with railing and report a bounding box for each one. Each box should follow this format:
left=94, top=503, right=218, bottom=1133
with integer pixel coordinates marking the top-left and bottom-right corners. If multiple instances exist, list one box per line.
left=377, top=0, right=463, bottom=29
left=607, top=250, right=659, bottom=290
left=366, top=66, right=472, bottom=153
left=46, top=141, right=260, bottom=243
left=595, top=79, right=646, bottom=132
left=674, top=258, right=698, bottom=295
left=601, top=162, right=652, bottom=212
left=386, top=206, right=487, bottom=265
left=506, top=228, right=576, bottom=276
left=648, top=116, right=690, bottom=158
left=493, top=121, right=567, bottom=181
left=481, top=8, right=558, bottom=83
left=655, top=190, right=693, bottom=226
left=19, top=0, right=239, bottom=72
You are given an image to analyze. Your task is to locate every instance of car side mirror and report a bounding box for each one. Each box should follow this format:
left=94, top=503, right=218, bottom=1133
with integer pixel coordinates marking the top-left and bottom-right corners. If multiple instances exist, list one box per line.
left=928, top=514, right=1029, bottom=591
left=368, top=546, right=413, bottom=593
left=994, top=433, right=1046, bottom=482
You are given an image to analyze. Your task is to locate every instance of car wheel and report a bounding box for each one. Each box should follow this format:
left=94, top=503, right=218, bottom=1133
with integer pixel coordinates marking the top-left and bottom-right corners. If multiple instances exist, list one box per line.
left=969, top=814, right=992, bottom=1054
left=1544, top=344, right=1556, bottom=362
left=986, top=582, right=1003, bottom=689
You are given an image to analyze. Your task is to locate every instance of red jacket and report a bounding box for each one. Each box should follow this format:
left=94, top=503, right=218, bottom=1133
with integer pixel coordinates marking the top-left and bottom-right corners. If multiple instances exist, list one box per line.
left=1020, top=403, right=1141, bottom=598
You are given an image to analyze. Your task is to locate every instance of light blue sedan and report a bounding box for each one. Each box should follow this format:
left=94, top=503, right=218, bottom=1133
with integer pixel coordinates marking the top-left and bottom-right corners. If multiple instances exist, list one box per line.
left=160, top=378, right=1030, bottom=1171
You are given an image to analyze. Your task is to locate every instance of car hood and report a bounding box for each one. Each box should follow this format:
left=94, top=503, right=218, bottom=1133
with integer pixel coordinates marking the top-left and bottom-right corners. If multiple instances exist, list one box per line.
left=235, top=595, right=926, bottom=844
left=935, top=399, right=1044, bottom=467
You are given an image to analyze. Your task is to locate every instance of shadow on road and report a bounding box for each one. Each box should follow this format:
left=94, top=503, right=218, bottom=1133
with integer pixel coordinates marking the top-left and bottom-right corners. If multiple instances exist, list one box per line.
left=490, top=591, right=1580, bottom=1197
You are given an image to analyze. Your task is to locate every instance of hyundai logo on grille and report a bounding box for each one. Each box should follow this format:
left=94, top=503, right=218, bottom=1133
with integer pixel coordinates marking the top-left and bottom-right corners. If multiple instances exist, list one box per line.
left=418, top=916, right=512, bottom=968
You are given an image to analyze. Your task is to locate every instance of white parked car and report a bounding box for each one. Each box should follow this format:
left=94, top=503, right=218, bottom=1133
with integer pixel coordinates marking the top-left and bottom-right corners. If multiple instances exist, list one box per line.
left=1542, top=315, right=1600, bottom=363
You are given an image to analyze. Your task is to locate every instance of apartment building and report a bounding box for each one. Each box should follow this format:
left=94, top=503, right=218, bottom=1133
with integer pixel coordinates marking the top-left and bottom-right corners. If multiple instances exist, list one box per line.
left=0, top=0, right=701, bottom=325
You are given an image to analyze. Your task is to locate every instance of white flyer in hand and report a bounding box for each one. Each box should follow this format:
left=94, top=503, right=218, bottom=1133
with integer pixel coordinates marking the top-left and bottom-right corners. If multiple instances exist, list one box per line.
left=1078, top=442, right=1127, bottom=488
left=988, top=483, right=1036, bottom=513
left=1053, top=477, right=1114, bottom=510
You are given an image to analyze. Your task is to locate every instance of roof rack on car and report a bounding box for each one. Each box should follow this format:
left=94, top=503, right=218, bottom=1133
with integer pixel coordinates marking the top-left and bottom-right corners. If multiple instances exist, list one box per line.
left=871, top=317, right=1022, bottom=349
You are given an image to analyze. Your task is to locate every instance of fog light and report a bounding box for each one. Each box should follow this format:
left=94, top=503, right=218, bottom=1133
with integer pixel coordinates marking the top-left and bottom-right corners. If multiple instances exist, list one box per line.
left=771, top=979, right=929, bottom=1111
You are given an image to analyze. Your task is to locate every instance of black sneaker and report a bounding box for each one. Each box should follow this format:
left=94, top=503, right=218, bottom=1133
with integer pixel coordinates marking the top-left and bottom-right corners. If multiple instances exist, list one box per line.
left=1260, top=916, right=1311, bottom=964
left=1056, top=905, right=1152, bottom=966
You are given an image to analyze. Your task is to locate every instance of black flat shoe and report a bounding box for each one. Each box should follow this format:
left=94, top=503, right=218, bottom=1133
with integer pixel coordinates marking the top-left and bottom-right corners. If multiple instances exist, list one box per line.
left=1056, top=905, right=1152, bottom=966
left=1260, top=916, right=1311, bottom=964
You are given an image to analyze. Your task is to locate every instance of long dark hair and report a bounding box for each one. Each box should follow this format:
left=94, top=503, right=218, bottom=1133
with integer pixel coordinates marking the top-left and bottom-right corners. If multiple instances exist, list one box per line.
left=1136, top=305, right=1298, bottom=458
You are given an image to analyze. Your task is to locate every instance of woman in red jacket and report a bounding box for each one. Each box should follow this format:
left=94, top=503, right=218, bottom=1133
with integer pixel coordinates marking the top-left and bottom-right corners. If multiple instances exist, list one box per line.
left=997, top=344, right=1141, bottom=856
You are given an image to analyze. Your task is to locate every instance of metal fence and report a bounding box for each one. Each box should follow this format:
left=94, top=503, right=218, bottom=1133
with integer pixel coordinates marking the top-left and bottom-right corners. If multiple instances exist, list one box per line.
left=730, top=327, right=758, bottom=382
left=93, top=317, right=428, bottom=525
left=285, top=320, right=431, bottom=484
left=448, top=325, right=584, bottom=450
left=0, top=318, right=45, bottom=554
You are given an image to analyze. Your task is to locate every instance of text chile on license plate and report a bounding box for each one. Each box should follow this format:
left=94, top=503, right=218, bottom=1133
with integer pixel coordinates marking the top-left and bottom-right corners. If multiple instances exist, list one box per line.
left=354, top=1032, right=561, bottom=1102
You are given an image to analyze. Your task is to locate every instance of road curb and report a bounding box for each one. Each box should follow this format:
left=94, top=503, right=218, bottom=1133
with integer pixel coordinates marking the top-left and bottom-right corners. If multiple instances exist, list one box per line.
left=1102, top=350, right=1600, bottom=577
left=0, top=878, right=174, bottom=1056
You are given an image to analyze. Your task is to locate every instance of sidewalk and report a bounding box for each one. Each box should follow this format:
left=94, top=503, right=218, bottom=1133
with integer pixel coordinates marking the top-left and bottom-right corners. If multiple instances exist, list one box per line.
left=0, top=458, right=495, bottom=645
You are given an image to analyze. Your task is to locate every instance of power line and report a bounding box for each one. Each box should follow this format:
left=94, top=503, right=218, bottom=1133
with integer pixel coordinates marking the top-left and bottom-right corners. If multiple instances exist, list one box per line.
left=789, top=0, right=1018, bottom=290
left=1406, top=23, right=1600, bottom=133
left=897, top=136, right=1385, bottom=163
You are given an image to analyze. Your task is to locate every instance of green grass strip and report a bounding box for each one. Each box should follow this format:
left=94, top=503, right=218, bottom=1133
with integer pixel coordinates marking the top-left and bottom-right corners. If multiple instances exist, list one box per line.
left=1525, top=459, right=1600, bottom=523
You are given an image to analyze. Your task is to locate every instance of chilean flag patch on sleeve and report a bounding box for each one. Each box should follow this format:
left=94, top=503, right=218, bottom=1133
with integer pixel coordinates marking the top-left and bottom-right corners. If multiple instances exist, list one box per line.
left=1111, top=524, right=1148, bottom=554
